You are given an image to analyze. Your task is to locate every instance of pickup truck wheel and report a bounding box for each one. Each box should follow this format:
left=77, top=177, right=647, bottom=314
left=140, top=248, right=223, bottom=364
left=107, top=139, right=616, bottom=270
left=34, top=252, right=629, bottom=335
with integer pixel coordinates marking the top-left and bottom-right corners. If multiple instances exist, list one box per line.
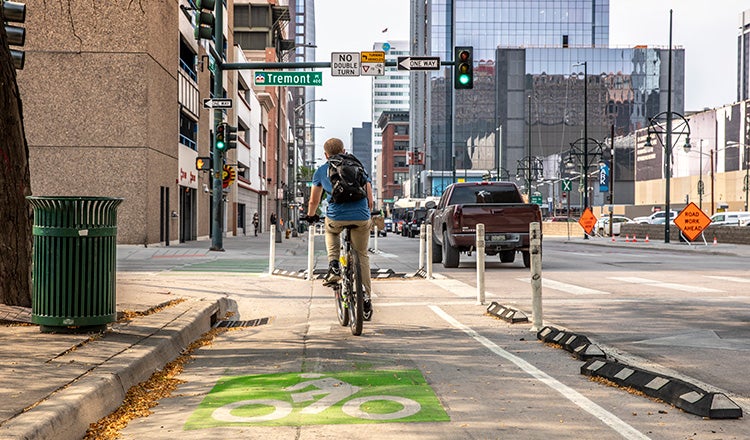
left=432, top=234, right=442, bottom=263
left=522, top=251, right=531, bottom=268
left=442, top=230, right=460, bottom=268
left=500, top=250, right=515, bottom=263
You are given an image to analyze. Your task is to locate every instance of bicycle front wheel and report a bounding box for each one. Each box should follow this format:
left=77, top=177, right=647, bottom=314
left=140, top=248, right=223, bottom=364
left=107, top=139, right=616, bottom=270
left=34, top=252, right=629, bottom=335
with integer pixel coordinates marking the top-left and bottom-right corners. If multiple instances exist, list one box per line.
left=348, top=249, right=364, bottom=336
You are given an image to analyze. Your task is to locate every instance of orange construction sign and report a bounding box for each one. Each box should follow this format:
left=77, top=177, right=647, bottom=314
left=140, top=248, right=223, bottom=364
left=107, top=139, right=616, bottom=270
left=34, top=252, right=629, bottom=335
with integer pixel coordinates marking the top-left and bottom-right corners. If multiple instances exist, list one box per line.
left=578, top=207, right=597, bottom=234
left=674, top=202, right=711, bottom=241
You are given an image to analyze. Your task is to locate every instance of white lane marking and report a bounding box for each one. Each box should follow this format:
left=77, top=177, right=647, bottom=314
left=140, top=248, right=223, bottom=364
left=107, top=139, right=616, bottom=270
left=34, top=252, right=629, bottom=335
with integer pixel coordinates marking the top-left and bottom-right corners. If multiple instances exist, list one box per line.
left=429, top=306, right=651, bottom=440
left=609, top=277, right=722, bottom=293
left=516, top=278, right=610, bottom=295
left=704, top=275, right=750, bottom=283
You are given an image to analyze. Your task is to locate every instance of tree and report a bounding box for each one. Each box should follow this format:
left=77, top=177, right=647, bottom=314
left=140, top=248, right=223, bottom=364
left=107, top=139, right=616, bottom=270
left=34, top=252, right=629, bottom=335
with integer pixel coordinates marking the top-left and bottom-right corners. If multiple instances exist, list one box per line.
left=0, top=15, right=33, bottom=307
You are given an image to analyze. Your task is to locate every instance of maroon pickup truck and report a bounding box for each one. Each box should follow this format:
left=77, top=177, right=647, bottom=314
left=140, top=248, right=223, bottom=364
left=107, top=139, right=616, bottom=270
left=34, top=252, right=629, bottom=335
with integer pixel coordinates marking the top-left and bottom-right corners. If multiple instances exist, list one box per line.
left=427, top=181, right=542, bottom=268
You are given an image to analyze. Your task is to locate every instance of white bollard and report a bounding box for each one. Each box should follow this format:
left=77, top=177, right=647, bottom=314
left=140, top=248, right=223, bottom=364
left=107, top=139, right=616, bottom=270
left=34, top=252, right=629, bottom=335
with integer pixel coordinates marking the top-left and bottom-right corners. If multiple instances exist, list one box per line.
left=426, top=224, right=433, bottom=279
left=307, top=225, right=315, bottom=281
left=476, top=223, right=486, bottom=305
left=529, top=222, right=543, bottom=331
left=418, top=223, right=426, bottom=270
left=269, top=226, right=276, bottom=275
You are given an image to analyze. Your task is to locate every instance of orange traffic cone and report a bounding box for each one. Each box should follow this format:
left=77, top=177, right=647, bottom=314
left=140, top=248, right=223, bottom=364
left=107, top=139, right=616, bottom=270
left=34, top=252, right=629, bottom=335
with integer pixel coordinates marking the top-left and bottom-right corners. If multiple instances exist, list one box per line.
left=611, top=234, right=616, bottom=242
left=645, top=234, right=650, bottom=243
left=713, top=236, right=718, bottom=245
left=625, top=234, right=630, bottom=242
left=633, top=234, right=637, bottom=242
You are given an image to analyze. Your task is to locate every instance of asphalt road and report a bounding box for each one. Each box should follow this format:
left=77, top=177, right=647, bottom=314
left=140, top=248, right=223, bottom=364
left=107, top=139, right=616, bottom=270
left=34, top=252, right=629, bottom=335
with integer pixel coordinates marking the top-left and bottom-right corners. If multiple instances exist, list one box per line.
left=113, top=233, right=750, bottom=439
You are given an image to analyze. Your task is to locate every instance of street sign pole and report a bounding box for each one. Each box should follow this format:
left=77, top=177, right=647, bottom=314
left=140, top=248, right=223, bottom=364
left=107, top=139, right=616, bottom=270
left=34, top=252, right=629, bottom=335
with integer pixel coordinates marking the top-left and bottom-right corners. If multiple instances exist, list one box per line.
left=210, top=0, right=225, bottom=252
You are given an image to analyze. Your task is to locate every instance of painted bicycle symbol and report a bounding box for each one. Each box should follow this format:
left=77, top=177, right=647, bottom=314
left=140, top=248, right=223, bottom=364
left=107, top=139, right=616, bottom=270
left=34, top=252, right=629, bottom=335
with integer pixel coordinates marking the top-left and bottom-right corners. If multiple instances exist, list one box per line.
left=211, top=373, right=421, bottom=423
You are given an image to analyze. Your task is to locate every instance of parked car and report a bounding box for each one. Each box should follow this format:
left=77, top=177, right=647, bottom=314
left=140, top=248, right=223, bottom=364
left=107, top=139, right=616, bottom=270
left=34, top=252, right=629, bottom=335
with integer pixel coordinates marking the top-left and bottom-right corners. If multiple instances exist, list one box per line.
left=633, top=210, right=678, bottom=224
left=545, top=216, right=578, bottom=222
left=710, top=211, right=750, bottom=226
left=384, top=218, right=394, bottom=232
left=594, top=215, right=633, bottom=236
left=403, top=208, right=428, bottom=237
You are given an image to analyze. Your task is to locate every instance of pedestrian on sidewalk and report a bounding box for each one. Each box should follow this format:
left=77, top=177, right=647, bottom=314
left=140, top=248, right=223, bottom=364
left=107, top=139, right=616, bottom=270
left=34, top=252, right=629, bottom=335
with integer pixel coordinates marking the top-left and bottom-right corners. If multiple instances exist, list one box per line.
left=270, top=212, right=277, bottom=226
left=252, top=212, right=259, bottom=236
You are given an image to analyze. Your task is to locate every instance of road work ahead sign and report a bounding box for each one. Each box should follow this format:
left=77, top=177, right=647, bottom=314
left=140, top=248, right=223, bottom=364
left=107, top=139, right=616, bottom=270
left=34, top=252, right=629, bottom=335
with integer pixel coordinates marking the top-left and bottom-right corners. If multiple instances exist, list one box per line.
left=674, top=202, right=711, bottom=241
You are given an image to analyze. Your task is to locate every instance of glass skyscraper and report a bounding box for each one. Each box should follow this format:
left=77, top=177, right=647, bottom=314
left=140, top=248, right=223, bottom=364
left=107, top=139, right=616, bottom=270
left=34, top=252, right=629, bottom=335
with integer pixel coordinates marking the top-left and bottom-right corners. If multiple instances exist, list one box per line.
left=410, top=0, right=684, bottom=201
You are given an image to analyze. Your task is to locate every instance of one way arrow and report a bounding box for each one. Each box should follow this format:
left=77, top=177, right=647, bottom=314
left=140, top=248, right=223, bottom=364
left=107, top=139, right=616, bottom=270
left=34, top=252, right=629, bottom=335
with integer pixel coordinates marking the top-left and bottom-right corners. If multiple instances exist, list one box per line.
left=397, top=56, right=441, bottom=71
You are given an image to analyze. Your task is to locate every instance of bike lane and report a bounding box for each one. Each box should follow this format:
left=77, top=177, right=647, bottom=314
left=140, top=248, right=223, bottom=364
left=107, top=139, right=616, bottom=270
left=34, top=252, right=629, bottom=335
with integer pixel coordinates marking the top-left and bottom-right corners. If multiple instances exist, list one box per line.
left=115, top=273, right=732, bottom=439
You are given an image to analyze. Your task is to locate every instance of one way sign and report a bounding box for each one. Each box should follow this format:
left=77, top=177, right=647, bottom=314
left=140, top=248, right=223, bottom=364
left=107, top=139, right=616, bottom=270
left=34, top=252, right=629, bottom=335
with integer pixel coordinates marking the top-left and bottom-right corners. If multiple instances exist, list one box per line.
left=397, top=56, right=441, bottom=71
left=203, top=98, right=233, bottom=109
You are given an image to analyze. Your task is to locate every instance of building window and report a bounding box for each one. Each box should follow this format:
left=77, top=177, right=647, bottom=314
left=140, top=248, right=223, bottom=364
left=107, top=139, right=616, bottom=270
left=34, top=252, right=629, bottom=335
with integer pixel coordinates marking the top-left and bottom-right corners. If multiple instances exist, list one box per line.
left=179, top=112, right=197, bottom=150
left=235, top=32, right=269, bottom=50
left=179, top=38, right=197, bottom=82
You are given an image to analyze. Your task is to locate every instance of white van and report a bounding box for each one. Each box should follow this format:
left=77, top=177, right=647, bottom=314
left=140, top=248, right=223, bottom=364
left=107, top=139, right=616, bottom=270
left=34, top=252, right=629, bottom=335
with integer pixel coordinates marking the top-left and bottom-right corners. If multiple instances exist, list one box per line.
left=709, top=211, right=750, bottom=226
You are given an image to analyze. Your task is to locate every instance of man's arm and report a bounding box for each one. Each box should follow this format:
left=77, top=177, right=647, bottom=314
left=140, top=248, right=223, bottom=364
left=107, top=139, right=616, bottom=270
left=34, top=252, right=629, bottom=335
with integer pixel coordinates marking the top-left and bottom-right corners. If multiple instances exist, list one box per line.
left=365, top=182, right=373, bottom=211
left=308, top=184, right=323, bottom=217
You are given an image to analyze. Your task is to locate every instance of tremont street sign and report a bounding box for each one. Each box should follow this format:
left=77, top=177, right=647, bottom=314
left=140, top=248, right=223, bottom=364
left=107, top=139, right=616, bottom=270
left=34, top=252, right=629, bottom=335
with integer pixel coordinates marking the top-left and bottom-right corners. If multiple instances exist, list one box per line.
left=254, top=71, right=323, bottom=86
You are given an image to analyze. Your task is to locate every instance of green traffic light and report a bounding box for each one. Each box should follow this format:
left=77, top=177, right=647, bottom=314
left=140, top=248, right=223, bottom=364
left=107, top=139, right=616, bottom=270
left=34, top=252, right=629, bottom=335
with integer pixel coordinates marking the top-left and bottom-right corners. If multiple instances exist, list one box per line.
left=216, top=140, right=226, bottom=150
left=458, top=74, right=470, bottom=85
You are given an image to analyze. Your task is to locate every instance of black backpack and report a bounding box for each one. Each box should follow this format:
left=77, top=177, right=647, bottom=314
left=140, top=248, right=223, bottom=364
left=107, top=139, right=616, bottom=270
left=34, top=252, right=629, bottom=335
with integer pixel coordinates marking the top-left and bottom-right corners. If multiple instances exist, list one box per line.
left=327, top=153, right=368, bottom=204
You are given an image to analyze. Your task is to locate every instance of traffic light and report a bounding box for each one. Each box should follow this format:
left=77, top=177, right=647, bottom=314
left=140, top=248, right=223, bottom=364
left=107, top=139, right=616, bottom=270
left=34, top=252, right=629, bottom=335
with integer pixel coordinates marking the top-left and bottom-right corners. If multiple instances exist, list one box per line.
left=224, top=124, right=237, bottom=150
left=2, top=1, right=26, bottom=70
left=215, top=123, right=226, bottom=151
left=454, top=46, right=473, bottom=90
left=195, top=156, right=212, bottom=171
left=194, top=0, right=215, bottom=41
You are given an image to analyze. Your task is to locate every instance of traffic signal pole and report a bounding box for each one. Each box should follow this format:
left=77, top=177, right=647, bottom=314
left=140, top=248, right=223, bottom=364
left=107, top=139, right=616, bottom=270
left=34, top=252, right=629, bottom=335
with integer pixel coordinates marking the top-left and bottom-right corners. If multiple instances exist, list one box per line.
left=210, top=0, right=225, bottom=251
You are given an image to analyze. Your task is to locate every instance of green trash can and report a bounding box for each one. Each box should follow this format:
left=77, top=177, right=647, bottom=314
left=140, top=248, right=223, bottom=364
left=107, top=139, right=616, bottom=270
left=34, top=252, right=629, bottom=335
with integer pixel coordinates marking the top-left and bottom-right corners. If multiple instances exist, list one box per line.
left=26, top=196, right=123, bottom=333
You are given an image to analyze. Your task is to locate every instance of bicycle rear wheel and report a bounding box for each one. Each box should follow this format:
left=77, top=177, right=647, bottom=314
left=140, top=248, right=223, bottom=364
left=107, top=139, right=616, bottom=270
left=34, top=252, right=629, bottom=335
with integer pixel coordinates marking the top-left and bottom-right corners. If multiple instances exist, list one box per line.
left=348, top=249, right=364, bottom=336
left=334, top=285, right=349, bottom=326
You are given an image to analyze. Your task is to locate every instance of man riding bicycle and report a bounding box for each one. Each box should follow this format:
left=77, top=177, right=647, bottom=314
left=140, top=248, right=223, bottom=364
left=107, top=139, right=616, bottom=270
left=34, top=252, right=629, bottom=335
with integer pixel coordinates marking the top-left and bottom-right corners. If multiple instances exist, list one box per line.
left=303, top=138, right=374, bottom=321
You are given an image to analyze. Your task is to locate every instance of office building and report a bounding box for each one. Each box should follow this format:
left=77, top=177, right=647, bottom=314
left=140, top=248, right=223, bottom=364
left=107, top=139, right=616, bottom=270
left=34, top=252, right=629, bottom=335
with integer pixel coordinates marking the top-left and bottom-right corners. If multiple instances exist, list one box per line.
left=371, top=40, right=410, bottom=196
left=740, top=9, right=750, bottom=102
left=410, top=0, right=684, bottom=205
left=351, top=122, right=373, bottom=177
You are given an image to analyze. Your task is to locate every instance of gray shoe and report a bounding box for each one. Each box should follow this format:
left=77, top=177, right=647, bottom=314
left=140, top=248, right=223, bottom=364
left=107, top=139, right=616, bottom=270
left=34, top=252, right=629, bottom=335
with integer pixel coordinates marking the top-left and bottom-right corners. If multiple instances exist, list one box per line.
left=323, top=260, right=341, bottom=286
left=363, top=297, right=372, bottom=321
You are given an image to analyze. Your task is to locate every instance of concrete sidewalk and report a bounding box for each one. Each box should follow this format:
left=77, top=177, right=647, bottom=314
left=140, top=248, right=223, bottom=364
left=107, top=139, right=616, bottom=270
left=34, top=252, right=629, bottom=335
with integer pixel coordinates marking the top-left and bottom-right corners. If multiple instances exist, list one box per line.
left=0, top=229, right=408, bottom=440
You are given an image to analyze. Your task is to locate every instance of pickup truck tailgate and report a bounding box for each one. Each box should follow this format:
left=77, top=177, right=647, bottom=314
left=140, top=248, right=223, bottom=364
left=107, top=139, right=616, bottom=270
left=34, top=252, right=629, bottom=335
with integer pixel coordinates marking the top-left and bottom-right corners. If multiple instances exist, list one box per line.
left=457, top=204, right=541, bottom=233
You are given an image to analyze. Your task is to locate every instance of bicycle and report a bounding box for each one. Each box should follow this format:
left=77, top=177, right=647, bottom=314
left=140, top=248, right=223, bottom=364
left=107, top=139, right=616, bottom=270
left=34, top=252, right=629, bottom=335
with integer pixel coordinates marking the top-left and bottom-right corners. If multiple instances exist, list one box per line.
left=333, top=223, right=365, bottom=335
left=303, top=212, right=380, bottom=336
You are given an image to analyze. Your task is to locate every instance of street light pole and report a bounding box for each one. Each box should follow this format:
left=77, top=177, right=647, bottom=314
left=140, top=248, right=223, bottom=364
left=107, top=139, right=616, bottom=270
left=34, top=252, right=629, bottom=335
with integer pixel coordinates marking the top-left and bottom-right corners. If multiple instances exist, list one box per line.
left=527, top=95, right=532, bottom=196
left=699, top=139, right=704, bottom=211
left=573, top=61, right=589, bottom=210
left=292, top=98, right=326, bottom=230
left=495, top=125, right=502, bottom=181
left=665, top=9, right=674, bottom=243
left=645, top=10, right=691, bottom=243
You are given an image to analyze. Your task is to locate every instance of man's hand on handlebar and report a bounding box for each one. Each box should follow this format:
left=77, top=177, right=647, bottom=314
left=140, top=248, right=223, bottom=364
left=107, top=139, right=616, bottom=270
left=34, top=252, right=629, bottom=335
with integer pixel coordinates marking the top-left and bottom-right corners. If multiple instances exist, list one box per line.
left=301, top=214, right=320, bottom=224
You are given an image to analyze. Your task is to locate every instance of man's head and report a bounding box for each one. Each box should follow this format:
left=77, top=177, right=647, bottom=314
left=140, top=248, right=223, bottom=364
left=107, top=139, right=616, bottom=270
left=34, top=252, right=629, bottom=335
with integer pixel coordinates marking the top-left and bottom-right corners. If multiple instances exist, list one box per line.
left=324, top=138, right=344, bottom=158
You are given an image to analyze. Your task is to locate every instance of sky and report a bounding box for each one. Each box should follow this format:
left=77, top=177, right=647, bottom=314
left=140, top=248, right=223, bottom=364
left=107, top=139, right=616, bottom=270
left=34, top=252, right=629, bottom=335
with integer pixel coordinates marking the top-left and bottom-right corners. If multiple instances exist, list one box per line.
left=312, top=0, right=749, bottom=162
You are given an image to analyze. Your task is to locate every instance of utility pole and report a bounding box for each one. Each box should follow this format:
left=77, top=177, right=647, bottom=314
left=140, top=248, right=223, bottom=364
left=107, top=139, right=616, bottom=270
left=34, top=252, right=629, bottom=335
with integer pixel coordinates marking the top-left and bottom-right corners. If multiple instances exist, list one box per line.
left=210, top=0, right=225, bottom=252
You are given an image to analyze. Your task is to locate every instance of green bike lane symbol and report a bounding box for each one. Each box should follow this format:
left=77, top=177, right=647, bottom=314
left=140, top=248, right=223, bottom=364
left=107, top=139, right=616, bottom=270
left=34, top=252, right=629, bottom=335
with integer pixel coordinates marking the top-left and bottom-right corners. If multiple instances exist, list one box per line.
left=185, top=370, right=449, bottom=429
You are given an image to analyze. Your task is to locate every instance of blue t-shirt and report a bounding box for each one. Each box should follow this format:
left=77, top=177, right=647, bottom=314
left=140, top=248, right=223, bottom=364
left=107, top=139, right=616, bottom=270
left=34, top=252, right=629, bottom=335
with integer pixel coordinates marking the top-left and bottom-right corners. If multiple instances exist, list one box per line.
left=312, top=162, right=370, bottom=221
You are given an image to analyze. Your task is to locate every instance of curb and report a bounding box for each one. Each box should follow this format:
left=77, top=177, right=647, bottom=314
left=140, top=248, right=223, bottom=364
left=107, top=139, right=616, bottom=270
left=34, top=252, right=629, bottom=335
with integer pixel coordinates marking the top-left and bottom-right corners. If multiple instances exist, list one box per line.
left=0, top=297, right=228, bottom=440
left=486, top=302, right=529, bottom=323
left=581, top=358, right=743, bottom=419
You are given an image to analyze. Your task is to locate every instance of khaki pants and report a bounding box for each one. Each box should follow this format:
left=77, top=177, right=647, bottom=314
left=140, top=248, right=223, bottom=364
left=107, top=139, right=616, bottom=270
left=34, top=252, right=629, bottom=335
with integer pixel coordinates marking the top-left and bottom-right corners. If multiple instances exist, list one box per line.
left=324, top=218, right=371, bottom=296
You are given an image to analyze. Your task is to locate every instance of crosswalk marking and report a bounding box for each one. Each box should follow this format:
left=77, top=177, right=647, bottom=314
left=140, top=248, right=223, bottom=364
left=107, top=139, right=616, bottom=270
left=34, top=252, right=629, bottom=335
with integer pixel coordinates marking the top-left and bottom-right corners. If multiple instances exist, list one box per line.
left=608, top=276, right=722, bottom=293
left=516, top=278, right=610, bottom=295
